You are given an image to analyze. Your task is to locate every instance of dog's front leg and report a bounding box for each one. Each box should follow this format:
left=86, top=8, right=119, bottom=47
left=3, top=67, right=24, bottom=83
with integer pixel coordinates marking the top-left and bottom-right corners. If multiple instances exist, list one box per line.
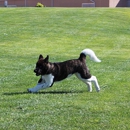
left=27, top=83, right=49, bottom=93
left=27, top=78, right=49, bottom=93
left=27, top=74, right=54, bottom=93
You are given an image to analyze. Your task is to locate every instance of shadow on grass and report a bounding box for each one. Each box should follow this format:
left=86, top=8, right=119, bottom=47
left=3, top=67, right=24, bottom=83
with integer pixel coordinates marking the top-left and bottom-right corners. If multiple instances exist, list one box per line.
left=3, top=90, right=84, bottom=95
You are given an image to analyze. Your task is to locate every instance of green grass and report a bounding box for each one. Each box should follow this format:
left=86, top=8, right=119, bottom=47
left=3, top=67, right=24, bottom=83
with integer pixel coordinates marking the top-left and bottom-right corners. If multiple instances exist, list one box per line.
left=0, top=8, right=130, bottom=130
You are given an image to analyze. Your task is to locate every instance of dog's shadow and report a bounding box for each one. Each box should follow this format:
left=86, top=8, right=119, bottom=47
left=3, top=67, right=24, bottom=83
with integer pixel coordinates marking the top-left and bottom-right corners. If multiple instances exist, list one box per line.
left=3, top=90, right=84, bottom=95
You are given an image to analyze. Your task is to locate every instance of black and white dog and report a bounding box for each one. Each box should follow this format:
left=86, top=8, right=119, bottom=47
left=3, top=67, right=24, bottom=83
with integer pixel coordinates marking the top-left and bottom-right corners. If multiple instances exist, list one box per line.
left=28, top=49, right=101, bottom=93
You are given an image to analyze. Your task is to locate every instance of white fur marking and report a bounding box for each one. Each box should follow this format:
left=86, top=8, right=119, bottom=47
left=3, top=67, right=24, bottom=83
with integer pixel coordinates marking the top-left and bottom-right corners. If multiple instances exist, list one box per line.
left=28, top=74, right=54, bottom=93
left=75, top=73, right=100, bottom=92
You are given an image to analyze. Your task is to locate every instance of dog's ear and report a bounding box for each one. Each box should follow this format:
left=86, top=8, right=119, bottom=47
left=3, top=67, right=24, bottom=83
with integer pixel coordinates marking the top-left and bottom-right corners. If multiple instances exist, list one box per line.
left=39, top=54, right=43, bottom=60
left=44, top=55, right=49, bottom=63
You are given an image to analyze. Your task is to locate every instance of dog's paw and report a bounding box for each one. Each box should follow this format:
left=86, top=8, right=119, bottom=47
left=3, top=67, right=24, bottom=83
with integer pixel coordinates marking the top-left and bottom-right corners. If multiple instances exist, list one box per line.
left=27, top=88, right=38, bottom=93
left=27, top=89, right=32, bottom=93
left=96, top=89, right=100, bottom=92
left=27, top=88, right=35, bottom=93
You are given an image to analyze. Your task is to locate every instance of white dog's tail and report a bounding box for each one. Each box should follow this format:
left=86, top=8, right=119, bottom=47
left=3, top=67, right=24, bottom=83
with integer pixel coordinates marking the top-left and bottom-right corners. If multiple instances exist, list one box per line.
left=81, top=49, right=101, bottom=62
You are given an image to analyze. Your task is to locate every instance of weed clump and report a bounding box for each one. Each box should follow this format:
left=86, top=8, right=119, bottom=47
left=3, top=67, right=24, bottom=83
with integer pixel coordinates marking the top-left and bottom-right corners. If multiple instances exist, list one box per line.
left=36, top=2, right=44, bottom=7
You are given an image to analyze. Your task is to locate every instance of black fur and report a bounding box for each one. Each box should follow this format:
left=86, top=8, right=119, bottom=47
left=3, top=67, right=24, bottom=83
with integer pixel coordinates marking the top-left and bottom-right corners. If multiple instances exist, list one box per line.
left=34, top=53, right=91, bottom=86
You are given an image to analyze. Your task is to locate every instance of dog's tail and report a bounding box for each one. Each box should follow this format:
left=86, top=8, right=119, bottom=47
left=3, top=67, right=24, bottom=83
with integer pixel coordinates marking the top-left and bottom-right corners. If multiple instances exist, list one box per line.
left=80, top=49, right=101, bottom=62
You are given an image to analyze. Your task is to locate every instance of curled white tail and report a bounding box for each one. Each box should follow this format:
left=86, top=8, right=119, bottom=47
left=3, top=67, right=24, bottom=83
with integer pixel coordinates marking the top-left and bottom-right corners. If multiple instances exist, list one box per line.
left=81, top=49, right=101, bottom=62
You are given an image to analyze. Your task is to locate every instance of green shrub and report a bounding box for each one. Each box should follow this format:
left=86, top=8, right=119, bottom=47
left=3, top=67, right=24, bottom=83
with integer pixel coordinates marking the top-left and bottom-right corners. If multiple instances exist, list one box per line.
left=36, top=2, right=44, bottom=7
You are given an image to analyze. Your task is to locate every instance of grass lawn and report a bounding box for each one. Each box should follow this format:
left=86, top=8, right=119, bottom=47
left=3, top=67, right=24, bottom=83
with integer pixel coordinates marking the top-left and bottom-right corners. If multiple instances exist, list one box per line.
left=0, top=7, right=130, bottom=130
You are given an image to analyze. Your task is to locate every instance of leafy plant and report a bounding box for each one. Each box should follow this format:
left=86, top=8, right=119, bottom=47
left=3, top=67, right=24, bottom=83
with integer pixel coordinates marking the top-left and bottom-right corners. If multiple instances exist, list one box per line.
left=36, top=2, right=44, bottom=7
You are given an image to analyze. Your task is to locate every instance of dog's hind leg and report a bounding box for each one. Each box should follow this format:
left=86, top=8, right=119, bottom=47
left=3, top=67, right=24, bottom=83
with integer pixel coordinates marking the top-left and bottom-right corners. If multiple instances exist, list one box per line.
left=86, top=82, right=92, bottom=92
left=86, top=76, right=100, bottom=92
left=75, top=73, right=92, bottom=92
left=75, top=73, right=100, bottom=92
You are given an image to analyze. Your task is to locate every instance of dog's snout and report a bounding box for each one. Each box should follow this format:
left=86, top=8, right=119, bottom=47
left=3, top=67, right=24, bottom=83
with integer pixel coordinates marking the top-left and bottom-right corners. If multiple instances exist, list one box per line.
left=34, top=68, right=41, bottom=76
left=34, top=69, right=37, bottom=73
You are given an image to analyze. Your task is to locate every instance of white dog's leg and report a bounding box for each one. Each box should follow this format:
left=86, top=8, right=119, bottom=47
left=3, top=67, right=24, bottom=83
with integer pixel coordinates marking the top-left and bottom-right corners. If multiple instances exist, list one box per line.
left=28, top=74, right=54, bottom=93
left=28, top=81, right=49, bottom=93
left=75, top=73, right=100, bottom=92
left=86, top=76, right=100, bottom=92
left=75, top=73, right=92, bottom=92
left=86, top=82, right=92, bottom=92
